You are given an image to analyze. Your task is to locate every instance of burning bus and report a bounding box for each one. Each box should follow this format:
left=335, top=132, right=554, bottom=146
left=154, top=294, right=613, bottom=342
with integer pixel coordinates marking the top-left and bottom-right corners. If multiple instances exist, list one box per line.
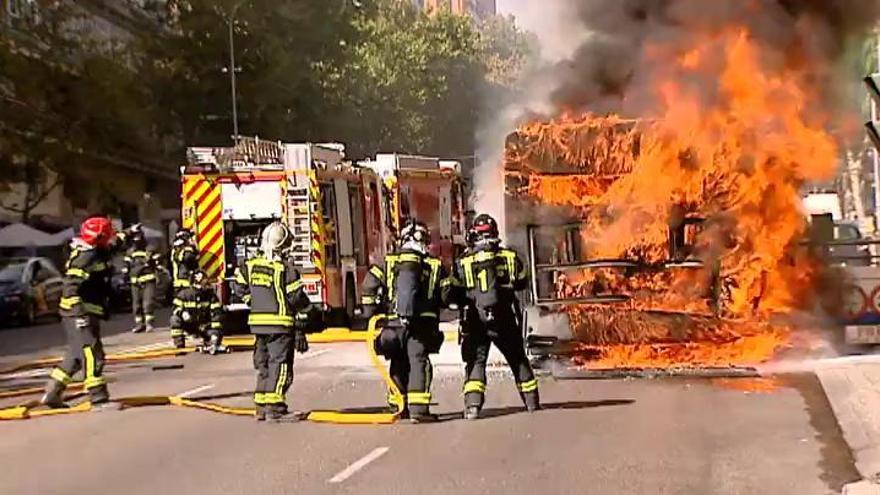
left=504, top=29, right=840, bottom=374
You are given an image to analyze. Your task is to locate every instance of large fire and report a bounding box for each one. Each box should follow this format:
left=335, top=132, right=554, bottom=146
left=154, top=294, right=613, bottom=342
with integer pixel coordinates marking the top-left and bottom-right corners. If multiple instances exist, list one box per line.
left=505, top=28, right=838, bottom=369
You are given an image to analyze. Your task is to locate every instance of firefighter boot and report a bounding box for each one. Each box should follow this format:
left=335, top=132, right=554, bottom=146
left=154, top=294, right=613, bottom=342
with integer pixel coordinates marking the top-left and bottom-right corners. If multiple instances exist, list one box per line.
left=207, top=334, right=226, bottom=355
left=255, top=405, right=267, bottom=422
left=40, top=380, right=68, bottom=409
left=464, top=406, right=481, bottom=421
left=521, top=390, right=541, bottom=413
left=266, top=404, right=301, bottom=424
left=89, top=387, right=119, bottom=412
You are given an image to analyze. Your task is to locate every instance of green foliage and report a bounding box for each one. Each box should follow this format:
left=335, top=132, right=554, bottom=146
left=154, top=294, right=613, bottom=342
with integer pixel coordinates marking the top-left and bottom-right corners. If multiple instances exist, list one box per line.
left=0, top=3, right=165, bottom=220
left=144, top=0, right=533, bottom=158
left=0, top=0, right=535, bottom=221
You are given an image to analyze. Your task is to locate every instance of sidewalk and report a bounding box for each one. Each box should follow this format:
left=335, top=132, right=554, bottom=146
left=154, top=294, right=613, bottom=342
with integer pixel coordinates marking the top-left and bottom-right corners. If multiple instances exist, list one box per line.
left=817, top=358, right=880, bottom=494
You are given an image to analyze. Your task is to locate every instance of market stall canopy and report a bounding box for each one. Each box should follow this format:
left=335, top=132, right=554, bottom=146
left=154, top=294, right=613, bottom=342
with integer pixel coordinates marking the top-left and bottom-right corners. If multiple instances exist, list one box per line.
left=0, top=223, right=57, bottom=247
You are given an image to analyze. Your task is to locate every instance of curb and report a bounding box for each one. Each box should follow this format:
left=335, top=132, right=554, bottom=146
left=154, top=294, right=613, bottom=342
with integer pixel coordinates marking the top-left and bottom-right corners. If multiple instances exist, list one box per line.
left=816, top=363, right=880, bottom=494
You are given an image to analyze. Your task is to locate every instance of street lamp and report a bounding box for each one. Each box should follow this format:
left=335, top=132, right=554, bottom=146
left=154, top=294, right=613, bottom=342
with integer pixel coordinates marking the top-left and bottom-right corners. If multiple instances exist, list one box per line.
left=221, top=0, right=247, bottom=141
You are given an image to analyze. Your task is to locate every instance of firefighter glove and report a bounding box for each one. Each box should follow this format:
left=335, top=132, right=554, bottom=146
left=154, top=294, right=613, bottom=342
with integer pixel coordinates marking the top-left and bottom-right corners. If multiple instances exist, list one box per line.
left=294, top=331, right=309, bottom=354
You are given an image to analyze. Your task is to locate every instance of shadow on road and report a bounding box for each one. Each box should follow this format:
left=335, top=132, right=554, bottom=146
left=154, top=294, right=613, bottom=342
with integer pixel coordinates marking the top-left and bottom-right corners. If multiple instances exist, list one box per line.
left=326, top=399, right=636, bottom=421
left=785, top=373, right=860, bottom=493
left=455, top=399, right=636, bottom=421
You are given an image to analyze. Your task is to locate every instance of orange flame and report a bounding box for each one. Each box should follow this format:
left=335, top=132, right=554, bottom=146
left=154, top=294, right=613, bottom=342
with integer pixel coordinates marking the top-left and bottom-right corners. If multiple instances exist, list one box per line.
left=506, top=27, right=836, bottom=369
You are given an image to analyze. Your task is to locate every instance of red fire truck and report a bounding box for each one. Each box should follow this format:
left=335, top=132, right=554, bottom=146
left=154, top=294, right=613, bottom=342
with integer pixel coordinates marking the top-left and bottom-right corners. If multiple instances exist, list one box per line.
left=181, top=137, right=466, bottom=329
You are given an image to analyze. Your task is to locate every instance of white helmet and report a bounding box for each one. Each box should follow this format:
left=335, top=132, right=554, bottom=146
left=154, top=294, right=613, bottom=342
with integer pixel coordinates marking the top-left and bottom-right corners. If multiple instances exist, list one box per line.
left=260, top=221, right=291, bottom=259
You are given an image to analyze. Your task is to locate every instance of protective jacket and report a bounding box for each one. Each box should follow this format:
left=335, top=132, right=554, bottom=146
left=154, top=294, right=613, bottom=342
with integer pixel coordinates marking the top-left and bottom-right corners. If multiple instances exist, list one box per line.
left=172, top=286, right=223, bottom=332
left=171, top=243, right=199, bottom=288
left=361, top=249, right=448, bottom=322
left=59, top=240, right=115, bottom=319
left=234, top=256, right=311, bottom=335
left=124, top=244, right=162, bottom=284
left=445, top=244, right=528, bottom=323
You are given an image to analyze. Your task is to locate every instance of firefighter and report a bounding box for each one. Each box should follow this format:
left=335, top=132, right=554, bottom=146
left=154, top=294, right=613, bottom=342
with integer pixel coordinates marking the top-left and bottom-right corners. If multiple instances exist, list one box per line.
left=123, top=225, right=162, bottom=333
left=41, top=216, right=131, bottom=409
left=169, top=270, right=225, bottom=353
left=445, top=213, right=540, bottom=420
left=361, top=220, right=447, bottom=423
left=170, top=229, right=198, bottom=292
left=235, top=222, right=311, bottom=422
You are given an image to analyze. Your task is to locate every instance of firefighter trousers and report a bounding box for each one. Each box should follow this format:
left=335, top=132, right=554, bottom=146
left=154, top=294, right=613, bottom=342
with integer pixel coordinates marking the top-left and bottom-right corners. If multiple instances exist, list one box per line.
left=131, top=281, right=156, bottom=330
left=47, top=315, right=108, bottom=403
left=388, top=325, right=433, bottom=416
left=461, top=321, right=538, bottom=410
left=169, top=318, right=219, bottom=349
left=253, top=333, right=294, bottom=411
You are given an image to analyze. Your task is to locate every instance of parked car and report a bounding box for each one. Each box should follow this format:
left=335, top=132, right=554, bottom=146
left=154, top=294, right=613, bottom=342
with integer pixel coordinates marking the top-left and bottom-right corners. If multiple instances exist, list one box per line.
left=109, top=255, right=173, bottom=311
left=0, top=257, right=63, bottom=326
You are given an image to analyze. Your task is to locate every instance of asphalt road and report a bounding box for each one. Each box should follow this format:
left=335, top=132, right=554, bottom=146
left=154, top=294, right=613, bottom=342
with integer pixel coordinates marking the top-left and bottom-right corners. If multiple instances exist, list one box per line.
left=0, top=318, right=860, bottom=495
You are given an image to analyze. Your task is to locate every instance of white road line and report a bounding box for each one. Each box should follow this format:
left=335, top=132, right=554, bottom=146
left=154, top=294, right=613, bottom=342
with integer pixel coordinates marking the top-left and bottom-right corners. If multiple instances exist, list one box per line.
left=298, top=349, right=332, bottom=361
left=176, top=384, right=215, bottom=398
left=2, top=368, right=50, bottom=379
left=120, top=342, right=173, bottom=354
left=328, top=447, right=390, bottom=484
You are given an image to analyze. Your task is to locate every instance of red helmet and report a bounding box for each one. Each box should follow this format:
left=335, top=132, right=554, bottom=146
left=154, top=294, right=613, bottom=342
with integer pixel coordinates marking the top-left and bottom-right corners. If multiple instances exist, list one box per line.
left=79, top=216, right=116, bottom=248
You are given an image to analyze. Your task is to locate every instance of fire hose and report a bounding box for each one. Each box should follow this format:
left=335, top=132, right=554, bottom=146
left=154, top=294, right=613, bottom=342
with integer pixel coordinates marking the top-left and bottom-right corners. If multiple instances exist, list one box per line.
left=0, top=315, right=403, bottom=423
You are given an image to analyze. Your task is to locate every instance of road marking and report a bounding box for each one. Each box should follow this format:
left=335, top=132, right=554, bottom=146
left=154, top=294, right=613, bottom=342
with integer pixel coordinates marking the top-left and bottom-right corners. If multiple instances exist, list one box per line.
left=327, top=447, right=389, bottom=484
left=2, top=368, right=50, bottom=379
left=120, top=342, right=174, bottom=354
left=176, top=384, right=215, bottom=398
left=298, top=349, right=331, bottom=361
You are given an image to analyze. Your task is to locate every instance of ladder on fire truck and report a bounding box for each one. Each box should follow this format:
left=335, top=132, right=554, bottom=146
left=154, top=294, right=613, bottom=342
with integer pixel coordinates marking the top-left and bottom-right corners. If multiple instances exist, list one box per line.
left=286, top=183, right=314, bottom=268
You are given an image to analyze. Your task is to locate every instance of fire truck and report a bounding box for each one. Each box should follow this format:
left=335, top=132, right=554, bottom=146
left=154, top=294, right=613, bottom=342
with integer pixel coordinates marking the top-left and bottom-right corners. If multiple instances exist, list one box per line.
left=181, top=137, right=466, bottom=330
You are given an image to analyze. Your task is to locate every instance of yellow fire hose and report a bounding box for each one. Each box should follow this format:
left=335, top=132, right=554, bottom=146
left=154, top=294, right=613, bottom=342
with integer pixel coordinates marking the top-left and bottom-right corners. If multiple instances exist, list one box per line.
left=0, top=316, right=402, bottom=423
left=306, top=315, right=403, bottom=424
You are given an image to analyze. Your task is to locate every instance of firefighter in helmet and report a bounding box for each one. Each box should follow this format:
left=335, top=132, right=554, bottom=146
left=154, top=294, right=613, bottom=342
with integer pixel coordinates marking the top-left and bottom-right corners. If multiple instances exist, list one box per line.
left=123, top=224, right=163, bottom=333
left=361, top=219, right=447, bottom=422
left=170, top=229, right=198, bottom=291
left=41, top=216, right=133, bottom=409
left=444, top=213, right=539, bottom=420
left=170, top=269, right=225, bottom=353
left=235, top=221, right=312, bottom=422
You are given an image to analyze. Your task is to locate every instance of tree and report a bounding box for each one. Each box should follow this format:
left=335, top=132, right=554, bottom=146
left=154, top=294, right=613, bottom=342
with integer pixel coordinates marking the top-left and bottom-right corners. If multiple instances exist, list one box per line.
left=139, top=0, right=360, bottom=148
left=0, top=3, right=169, bottom=222
left=320, top=0, right=486, bottom=157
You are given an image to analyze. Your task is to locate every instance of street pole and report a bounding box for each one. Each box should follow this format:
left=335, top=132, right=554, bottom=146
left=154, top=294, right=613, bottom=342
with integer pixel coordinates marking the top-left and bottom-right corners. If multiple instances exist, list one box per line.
left=222, top=1, right=247, bottom=142
left=228, top=17, right=239, bottom=140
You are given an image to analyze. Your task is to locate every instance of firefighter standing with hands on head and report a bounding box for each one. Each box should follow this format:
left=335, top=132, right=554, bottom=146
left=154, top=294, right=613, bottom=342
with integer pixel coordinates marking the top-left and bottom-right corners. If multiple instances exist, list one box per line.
left=235, top=222, right=312, bottom=422
left=361, top=220, right=447, bottom=423
left=123, top=225, right=163, bottom=333
left=170, top=269, right=225, bottom=353
left=170, top=229, right=198, bottom=294
left=444, top=213, right=540, bottom=420
left=41, top=216, right=133, bottom=409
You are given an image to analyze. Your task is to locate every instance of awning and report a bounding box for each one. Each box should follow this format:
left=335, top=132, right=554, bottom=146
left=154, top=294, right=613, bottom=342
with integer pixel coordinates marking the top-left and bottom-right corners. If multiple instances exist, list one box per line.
left=0, top=223, right=58, bottom=247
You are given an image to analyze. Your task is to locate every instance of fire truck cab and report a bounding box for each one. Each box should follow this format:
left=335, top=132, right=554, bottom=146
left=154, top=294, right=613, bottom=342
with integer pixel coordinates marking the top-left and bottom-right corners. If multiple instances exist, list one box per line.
left=181, top=138, right=465, bottom=331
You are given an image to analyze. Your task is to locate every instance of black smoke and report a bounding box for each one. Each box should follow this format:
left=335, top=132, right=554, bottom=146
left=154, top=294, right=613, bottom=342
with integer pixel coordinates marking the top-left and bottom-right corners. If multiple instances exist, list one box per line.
left=547, top=0, right=880, bottom=115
